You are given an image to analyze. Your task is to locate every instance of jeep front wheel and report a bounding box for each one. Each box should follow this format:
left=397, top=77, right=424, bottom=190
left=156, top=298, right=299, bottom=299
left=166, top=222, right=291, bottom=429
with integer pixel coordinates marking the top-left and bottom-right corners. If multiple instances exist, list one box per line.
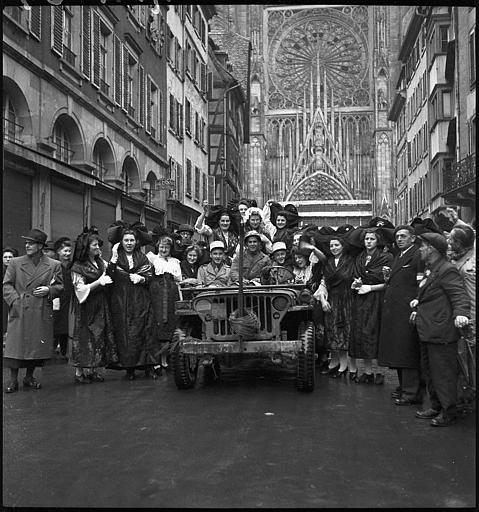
left=171, top=329, right=198, bottom=389
left=296, top=321, right=316, bottom=392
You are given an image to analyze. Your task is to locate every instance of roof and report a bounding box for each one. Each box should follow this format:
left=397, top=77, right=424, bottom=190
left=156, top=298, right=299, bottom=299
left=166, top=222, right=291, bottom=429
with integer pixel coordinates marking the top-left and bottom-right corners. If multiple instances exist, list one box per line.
left=209, top=31, right=251, bottom=98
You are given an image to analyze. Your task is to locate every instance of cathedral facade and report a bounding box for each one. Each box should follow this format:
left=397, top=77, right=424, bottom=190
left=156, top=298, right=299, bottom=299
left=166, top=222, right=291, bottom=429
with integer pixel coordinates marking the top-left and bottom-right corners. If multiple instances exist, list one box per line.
left=212, top=5, right=401, bottom=226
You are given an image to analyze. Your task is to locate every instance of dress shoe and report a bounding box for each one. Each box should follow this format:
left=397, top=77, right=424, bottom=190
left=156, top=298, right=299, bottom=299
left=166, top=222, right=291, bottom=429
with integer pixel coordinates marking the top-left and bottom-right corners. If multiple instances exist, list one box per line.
left=74, top=375, right=91, bottom=384
left=374, top=373, right=384, bottom=385
left=357, top=373, right=374, bottom=384
left=331, top=368, right=348, bottom=378
left=431, top=414, right=456, bottom=427
left=4, top=381, right=19, bottom=393
left=326, top=364, right=340, bottom=376
left=391, top=390, right=402, bottom=399
left=23, top=377, right=42, bottom=389
left=349, top=371, right=358, bottom=382
left=87, top=372, right=105, bottom=382
left=415, top=408, right=441, bottom=419
left=394, top=396, right=422, bottom=406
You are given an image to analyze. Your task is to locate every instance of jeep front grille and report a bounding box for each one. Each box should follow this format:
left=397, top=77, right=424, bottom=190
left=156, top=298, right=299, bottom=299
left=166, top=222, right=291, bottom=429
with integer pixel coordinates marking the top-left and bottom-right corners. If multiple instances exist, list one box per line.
left=212, top=295, right=273, bottom=336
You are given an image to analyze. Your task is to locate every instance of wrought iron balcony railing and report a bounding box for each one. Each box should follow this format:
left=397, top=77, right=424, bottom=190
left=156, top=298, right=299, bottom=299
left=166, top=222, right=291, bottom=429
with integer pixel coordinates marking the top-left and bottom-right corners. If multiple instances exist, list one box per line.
left=3, top=118, right=24, bottom=144
left=443, top=154, right=476, bottom=194
left=62, top=45, right=77, bottom=67
left=53, top=142, right=75, bottom=164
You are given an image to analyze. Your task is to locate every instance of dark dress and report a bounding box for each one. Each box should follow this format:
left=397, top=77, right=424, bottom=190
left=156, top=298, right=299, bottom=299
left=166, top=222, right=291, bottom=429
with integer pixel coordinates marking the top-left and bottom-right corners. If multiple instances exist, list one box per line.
left=54, top=263, right=73, bottom=355
left=107, top=251, right=158, bottom=369
left=180, top=259, right=199, bottom=300
left=349, top=248, right=393, bottom=359
left=2, top=265, right=8, bottom=335
left=69, top=259, right=118, bottom=368
left=148, top=255, right=181, bottom=343
left=323, top=254, right=355, bottom=351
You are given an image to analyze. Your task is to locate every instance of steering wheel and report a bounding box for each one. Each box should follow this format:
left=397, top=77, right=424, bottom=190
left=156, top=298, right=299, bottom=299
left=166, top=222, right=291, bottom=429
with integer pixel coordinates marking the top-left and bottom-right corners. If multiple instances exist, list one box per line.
left=268, top=265, right=295, bottom=285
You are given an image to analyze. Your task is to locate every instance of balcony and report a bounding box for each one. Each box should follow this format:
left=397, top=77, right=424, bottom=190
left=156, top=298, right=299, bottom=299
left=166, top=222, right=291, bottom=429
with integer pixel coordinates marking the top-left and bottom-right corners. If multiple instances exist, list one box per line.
left=443, top=154, right=476, bottom=194
left=62, top=45, right=76, bottom=67
left=53, top=142, right=75, bottom=164
left=3, top=118, right=24, bottom=144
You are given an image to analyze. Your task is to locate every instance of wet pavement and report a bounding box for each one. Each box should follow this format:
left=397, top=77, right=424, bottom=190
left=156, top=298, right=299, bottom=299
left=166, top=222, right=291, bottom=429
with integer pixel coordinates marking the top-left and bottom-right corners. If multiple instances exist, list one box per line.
left=3, top=359, right=476, bottom=508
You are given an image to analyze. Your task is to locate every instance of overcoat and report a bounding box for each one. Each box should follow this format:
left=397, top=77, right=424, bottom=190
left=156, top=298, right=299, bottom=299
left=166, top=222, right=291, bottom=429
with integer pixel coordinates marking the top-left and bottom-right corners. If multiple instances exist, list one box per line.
left=415, top=258, right=470, bottom=344
left=377, top=244, right=423, bottom=368
left=3, top=254, right=63, bottom=360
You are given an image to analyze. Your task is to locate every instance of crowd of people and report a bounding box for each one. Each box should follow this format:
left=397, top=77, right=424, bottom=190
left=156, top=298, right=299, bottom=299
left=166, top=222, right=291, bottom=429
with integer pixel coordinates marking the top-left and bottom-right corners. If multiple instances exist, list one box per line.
left=2, top=199, right=476, bottom=427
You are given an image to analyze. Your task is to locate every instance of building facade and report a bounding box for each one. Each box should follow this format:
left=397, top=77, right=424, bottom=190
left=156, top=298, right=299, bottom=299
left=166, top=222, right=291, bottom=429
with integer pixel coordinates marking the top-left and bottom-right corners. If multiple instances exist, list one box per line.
left=3, top=4, right=169, bottom=255
left=389, top=6, right=476, bottom=226
left=210, top=5, right=401, bottom=227
left=165, top=5, right=215, bottom=231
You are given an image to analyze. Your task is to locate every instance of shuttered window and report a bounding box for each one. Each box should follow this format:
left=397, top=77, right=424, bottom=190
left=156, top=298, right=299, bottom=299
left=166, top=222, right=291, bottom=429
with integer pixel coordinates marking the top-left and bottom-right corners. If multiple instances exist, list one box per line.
left=186, top=159, right=192, bottom=196
left=51, top=6, right=64, bottom=56
left=81, top=6, right=91, bottom=78
left=138, top=65, right=145, bottom=127
left=200, top=62, right=206, bottom=93
left=29, top=6, right=41, bottom=39
left=146, top=75, right=152, bottom=134
left=92, top=10, right=100, bottom=86
left=169, top=94, right=176, bottom=131
left=158, top=89, right=164, bottom=143
left=114, top=35, right=123, bottom=106
left=123, top=47, right=129, bottom=112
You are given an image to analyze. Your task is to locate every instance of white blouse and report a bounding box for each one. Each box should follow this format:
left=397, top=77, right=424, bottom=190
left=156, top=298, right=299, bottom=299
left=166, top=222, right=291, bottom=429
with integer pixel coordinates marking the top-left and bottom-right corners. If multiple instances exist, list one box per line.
left=146, top=252, right=182, bottom=282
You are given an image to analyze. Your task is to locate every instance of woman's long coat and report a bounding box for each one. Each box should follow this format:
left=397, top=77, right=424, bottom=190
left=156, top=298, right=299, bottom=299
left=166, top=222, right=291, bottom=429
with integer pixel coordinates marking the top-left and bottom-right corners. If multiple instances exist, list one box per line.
left=349, top=248, right=393, bottom=359
left=3, top=255, right=63, bottom=360
left=377, top=245, right=423, bottom=368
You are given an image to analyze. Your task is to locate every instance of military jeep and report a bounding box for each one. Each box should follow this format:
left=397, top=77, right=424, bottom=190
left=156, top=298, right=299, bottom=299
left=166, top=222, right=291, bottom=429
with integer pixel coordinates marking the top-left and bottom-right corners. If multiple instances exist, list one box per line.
left=171, top=281, right=316, bottom=392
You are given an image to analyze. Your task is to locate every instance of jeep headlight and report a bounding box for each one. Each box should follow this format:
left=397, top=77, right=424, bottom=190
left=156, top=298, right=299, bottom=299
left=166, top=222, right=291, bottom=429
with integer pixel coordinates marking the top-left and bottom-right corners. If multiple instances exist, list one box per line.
left=195, top=299, right=212, bottom=312
left=298, top=289, right=312, bottom=304
left=272, top=296, right=289, bottom=311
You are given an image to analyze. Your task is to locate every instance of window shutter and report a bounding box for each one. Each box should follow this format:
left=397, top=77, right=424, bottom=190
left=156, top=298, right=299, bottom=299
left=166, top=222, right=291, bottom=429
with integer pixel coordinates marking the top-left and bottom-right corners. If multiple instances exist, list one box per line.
left=208, top=175, right=215, bottom=205
left=51, top=6, right=63, bottom=56
left=114, top=35, right=123, bottom=106
left=158, top=89, right=163, bottom=143
left=201, top=63, right=206, bottom=93
left=92, top=10, right=100, bottom=86
left=146, top=76, right=152, bottom=133
left=123, top=46, right=129, bottom=111
left=139, top=65, right=145, bottom=127
left=81, top=6, right=91, bottom=79
left=29, top=6, right=41, bottom=39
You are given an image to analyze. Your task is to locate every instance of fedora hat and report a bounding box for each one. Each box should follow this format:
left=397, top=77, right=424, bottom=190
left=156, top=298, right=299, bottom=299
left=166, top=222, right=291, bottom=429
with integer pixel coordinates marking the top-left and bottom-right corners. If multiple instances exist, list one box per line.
left=177, top=224, right=195, bottom=235
left=417, top=232, right=448, bottom=256
left=22, top=228, right=47, bottom=245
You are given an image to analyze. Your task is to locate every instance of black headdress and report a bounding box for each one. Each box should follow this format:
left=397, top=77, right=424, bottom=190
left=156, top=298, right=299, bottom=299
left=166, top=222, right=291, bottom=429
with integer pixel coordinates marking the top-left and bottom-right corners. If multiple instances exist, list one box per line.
left=107, top=220, right=152, bottom=247
left=73, top=226, right=103, bottom=262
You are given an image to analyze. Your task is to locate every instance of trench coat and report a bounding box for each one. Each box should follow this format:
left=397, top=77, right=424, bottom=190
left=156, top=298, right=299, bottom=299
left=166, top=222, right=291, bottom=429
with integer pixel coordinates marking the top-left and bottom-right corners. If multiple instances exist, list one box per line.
left=377, top=245, right=423, bottom=368
left=415, top=258, right=470, bottom=344
left=3, top=254, right=63, bottom=360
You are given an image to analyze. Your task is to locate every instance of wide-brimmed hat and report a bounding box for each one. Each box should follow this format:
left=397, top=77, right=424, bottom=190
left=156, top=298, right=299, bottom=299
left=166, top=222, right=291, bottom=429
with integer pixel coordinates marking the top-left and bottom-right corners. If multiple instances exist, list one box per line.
left=22, top=228, right=47, bottom=245
left=417, top=232, right=448, bottom=255
left=244, top=230, right=262, bottom=242
left=177, top=224, right=195, bottom=235
left=209, top=240, right=225, bottom=251
left=271, top=241, right=287, bottom=254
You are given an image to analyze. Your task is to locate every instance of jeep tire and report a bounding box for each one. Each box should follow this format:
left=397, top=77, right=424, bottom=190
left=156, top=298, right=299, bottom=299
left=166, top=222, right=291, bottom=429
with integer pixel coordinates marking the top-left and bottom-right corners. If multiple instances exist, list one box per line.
left=296, top=321, right=316, bottom=392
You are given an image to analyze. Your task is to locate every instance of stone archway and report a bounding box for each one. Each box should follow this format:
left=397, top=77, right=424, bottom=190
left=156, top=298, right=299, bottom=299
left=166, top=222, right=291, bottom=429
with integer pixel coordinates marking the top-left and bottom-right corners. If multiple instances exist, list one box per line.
left=286, top=171, right=354, bottom=201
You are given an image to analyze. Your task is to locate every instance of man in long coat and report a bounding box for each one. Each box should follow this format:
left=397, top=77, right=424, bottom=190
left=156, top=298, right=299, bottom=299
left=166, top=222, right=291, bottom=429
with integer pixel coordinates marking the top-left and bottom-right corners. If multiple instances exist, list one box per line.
left=411, top=233, right=470, bottom=426
left=378, top=226, right=425, bottom=405
left=3, top=228, right=63, bottom=392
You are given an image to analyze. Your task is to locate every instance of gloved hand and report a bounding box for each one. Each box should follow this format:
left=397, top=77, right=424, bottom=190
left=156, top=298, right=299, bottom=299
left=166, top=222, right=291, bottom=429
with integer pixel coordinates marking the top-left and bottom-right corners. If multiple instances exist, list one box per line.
left=357, top=285, right=372, bottom=295
left=454, top=316, right=469, bottom=329
left=129, top=273, right=144, bottom=285
left=98, top=275, right=113, bottom=286
left=410, top=299, right=419, bottom=309
left=409, top=311, right=417, bottom=325
left=110, top=242, right=120, bottom=264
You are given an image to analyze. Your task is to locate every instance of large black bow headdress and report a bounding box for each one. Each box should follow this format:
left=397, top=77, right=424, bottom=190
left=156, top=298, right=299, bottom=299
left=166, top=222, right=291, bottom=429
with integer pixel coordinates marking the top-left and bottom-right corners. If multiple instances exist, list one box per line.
left=107, top=220, right=152, bottom=247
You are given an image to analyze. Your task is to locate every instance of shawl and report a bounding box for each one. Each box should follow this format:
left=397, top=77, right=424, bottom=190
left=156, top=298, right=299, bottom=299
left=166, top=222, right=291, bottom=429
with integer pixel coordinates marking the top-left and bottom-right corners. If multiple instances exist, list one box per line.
left=323, top=254, right=355, bottom=290
left=354, top=248, right=393, bottom=285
